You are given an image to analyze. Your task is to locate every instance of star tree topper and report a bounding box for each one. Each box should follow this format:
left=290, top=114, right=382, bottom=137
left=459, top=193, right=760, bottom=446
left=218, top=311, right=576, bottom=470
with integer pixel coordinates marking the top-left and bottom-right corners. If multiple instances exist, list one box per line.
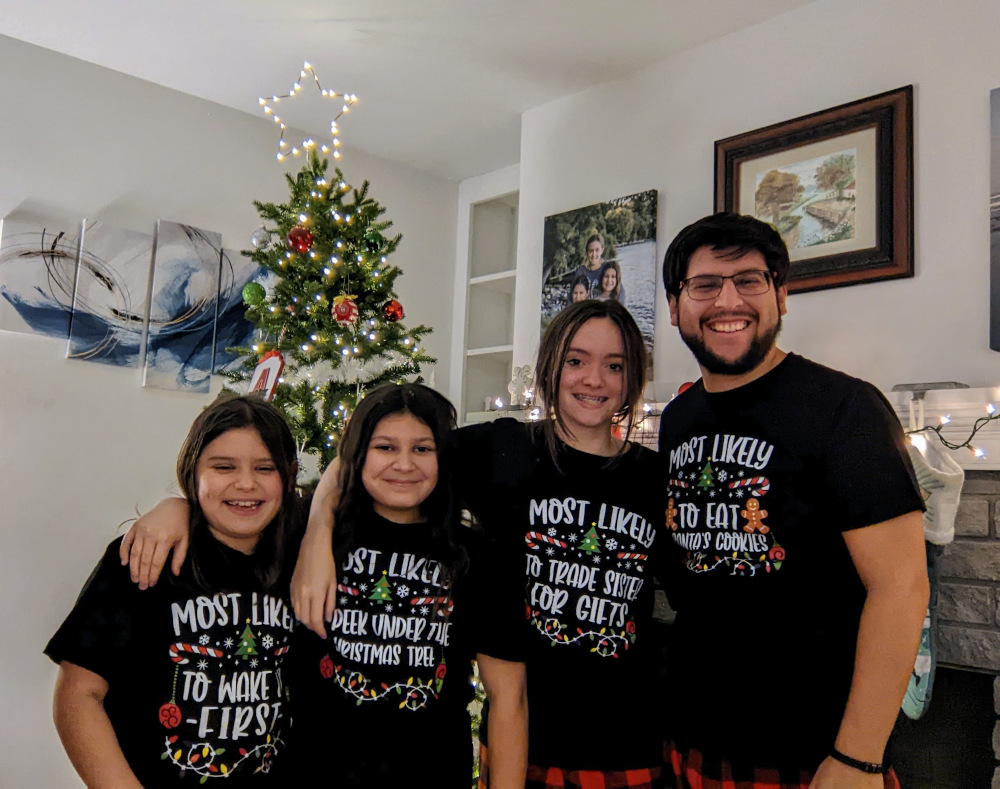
left=259, top=61, right=358, bottom=162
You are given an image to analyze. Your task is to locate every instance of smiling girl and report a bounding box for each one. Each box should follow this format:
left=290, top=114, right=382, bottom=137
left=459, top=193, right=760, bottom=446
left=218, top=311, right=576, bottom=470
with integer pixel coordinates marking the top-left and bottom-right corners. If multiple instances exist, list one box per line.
left=46, top=396, right=302, bottom=787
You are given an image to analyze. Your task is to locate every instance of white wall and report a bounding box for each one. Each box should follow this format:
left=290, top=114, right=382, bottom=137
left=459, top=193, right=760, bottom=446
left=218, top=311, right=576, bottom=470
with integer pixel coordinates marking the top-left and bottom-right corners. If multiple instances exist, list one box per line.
left=513, top=0, right=1000, bottom=400
left=0, top=36, right=456, bottom=788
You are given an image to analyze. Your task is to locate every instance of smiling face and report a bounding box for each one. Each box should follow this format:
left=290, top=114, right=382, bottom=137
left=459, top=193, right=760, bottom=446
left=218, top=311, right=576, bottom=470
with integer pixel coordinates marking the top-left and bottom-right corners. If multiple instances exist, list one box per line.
left=601, top=267, right=618, bottom=294
left=585, top=239, right=604, bottom=270
left=556, top=317, right=625, bottom=445
left=668, top=245, right=787, bottom=390
left=361, top=412, right=438, bottom=523
left=195, top=427, right=284, bottom=554
left=571, top=282, right=589, bottom=302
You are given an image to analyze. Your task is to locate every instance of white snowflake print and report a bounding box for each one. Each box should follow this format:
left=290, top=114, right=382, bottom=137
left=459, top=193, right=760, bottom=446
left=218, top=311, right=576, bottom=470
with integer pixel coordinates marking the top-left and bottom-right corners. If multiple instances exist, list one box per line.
left=385, top=604, right=393, bottom=612
left=262, top=635, right=274, bottom=649
left=359, top=583, right=369, bottom=592
left=545, top=547, right=555, bottom=556
left=197, top=660, right=208, bottom=671
left=717, top=469, right=729, bottom=482
left=423, top=588, right=431, bottom=595
left=735, top=489, right=745, bottom=498
left=223, top=638, right=235, bottom=649
left=625, top=561, right=632, bottom=569
left=709, top=491, right=716, bottom=498
left=568, top=534, right=579, bottom=543
left=250, top=658, right=259, bottom=668
left=605, top=538, right=619, bottom=550
left=738, top=469, right=746, bottom=477
left=397, top=585, right=410, bottom=597
left=677, top=471, right=685, bottom=480
left=419, top=605, right=429, bottom=615
left=547, top=527, right=557, bottom=537
left=198, top=634, right=210, bottom=646
left=339, top=596, right=348, bottom=607
left=592, top=555, right=600, bottom=564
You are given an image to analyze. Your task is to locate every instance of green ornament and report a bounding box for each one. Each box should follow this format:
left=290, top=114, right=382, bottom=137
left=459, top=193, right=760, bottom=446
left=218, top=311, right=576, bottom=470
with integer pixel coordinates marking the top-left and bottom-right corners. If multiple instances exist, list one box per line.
left=242, top=281, right=266, bottom=306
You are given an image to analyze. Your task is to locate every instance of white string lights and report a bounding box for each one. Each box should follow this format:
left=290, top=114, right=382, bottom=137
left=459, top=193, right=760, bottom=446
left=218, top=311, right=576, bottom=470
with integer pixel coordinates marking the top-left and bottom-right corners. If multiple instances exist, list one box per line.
left=259, top=61, right=358, bottom=161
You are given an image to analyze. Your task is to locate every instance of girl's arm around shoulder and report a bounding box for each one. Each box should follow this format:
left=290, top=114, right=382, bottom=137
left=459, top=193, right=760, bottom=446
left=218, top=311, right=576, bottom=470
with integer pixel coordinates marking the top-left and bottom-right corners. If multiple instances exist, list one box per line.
left=477, top=654, right=527, bottom=789
left=53, top=661, right=143, bottom=789
left=119, top=497, right=191, bottom=589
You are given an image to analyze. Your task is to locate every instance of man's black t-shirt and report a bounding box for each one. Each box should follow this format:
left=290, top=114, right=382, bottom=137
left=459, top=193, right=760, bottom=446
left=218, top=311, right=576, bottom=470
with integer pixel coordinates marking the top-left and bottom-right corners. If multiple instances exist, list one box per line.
left=657, top=353, right=923, bottom=770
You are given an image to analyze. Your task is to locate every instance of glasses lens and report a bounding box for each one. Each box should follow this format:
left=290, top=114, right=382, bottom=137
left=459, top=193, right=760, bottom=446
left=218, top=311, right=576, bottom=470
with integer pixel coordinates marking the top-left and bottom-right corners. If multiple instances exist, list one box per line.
left=686, top=276, right=723, bottom=300
left=733, top=271, right=770, bottom=295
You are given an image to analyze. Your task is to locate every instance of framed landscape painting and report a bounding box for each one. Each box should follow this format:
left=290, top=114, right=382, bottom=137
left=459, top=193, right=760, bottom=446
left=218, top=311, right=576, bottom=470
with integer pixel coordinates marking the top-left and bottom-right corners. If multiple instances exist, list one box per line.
left=716, top=86, right=913, bottom=293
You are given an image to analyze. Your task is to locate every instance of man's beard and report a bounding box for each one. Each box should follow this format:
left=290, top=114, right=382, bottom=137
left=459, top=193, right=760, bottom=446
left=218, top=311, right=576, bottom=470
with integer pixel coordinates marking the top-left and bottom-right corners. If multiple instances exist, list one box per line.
left=680, top=315, right=782, bottom=376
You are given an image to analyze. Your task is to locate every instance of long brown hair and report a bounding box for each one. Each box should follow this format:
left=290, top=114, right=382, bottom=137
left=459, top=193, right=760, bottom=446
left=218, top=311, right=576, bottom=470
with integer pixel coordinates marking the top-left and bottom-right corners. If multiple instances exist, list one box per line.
left=534, top=299, right=647, bottom=464
left=334, top=383, right=468, bottom=587
left=176, top=394, right=300, bottom=592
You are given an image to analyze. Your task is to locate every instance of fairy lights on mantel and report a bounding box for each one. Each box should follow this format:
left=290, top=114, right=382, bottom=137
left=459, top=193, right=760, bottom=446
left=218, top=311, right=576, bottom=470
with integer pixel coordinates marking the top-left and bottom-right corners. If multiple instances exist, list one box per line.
left=259, top=61, right=358, bottom=161
left=889, top=383, right=1000, bottom=468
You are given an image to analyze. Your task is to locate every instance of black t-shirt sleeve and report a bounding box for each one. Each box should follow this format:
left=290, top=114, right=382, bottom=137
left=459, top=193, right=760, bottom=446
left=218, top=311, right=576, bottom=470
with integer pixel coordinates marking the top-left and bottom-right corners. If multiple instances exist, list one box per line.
left=44, top=539, right=138, bottom=680
left=820, top=382, right=924, bottom=532
left=460, top=529, right=526, bottom=664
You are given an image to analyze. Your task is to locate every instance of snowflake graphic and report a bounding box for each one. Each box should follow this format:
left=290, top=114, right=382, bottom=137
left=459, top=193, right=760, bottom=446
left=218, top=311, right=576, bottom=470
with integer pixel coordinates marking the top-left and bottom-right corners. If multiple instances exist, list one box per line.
left=709, top=491, right=716, bottom=498
left=339, top=596, right=347, bottom=607
left=262, top=635, right=274, bottom=649
left=738, top=469, right=746, bottom=477
left=625, top=561, right=632, bottom=569
left=223, top=638, right=234, bottom=649
left=250, top=658, right=259, bottom=668
left=593, top=555, right=600, bottom=564
left=677, top=471, right=685, bottom=480
left=198, top=634, right=210, bottom=646
left=419, top=606, right=429, bottom=615
left=735, top=489, right=745, bottom=498
left=359, top=583, right=369, bottom=592
left=606, top=538, right=619, bottom=550
left=423, top=588, right=431, bottom=595
left=568, top=534, right=579, bottom=543
left=397, top=584, right=410, bottom=597
left=197, top=660, right=208, bottom=671
left=547, top=527, right=557, bottom=537
left=718, top=470, right=729, bottom=482
left=385, top=604, right=393, bottom=612
left=545, top=547, right=555, bottom=556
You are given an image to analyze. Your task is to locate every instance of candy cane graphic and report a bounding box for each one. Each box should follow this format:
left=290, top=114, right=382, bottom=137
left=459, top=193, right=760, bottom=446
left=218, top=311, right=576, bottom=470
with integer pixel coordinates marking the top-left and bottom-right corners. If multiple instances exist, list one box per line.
left=669, top=479, right=690, bottom=490
left=168, top=642, right=225, bottom=664
left=337, top=583, right=360, bottom=596
left=525, top=532, right=568, bottom=550
left=410, top=596, right=454, bottom=614
left=617, top=552, right=648, bottom=561
left=728, top=477, right=770, bottom=496
left=273, top=645, right=290, bottom=656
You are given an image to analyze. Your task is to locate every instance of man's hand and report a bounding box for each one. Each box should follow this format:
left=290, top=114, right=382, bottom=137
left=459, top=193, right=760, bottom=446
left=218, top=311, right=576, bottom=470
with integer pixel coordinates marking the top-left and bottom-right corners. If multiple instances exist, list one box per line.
left=118, top=498, right=190, bottom=589
left=810, top=756, right=884, bottom=789
left=290, top=458, right=341, bottom=637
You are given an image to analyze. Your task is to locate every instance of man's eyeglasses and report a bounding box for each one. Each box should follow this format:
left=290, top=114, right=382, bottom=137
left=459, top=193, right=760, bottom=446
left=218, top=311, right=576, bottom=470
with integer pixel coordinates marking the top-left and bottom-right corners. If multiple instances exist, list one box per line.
left=679, top=270, right=773, bottom=301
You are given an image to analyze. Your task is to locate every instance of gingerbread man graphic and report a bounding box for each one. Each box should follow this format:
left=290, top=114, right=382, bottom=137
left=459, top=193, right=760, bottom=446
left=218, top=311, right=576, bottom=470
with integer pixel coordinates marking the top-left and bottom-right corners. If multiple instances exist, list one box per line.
left=741, top=498, right=770, bottom=534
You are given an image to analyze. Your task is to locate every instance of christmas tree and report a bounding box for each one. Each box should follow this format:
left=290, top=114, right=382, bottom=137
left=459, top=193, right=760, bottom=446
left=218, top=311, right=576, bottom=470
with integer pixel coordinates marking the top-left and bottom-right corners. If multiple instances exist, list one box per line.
left=235, top=621, right=259, bottom=660
left=369, top=572, right=392, bottom=602
left=227, top=152, right=434, bottom=470
left=579, top=526, right=601, bottom=555
left=696, top=461, right=715, bottom=489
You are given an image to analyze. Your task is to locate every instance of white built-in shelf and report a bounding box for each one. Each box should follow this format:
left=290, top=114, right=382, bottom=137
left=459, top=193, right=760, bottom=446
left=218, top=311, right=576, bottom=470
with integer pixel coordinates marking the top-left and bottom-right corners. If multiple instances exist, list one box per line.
left=466, top=344, right=514, bottom=357
left=469, top=269, right=517, bottom=292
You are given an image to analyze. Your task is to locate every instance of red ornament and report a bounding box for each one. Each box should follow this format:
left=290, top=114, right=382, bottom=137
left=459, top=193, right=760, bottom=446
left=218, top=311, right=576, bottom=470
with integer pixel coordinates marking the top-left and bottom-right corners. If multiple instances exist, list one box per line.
left=382, top=299, right=404, bottom=322
left=286, top=225, right=313, bottom=253
left=434, top=662, right=448, bottom=680
left=319, top=654, right=334, bottom=679
left=158, top=702, right=182, bottom=729
left=332, top=294, right=359, bottom=326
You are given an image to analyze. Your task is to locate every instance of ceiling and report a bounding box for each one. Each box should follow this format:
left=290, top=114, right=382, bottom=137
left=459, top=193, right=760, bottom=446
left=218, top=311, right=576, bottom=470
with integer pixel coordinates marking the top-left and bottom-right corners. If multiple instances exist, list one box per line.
left=0, top=0, right=818, bottom=181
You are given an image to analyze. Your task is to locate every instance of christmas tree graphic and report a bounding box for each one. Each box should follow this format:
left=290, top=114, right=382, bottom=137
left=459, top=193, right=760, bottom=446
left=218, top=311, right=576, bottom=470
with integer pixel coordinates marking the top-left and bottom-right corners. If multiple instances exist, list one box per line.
left=226, top=152, right=434, bottom=469
left=696, top=461, right=715, bottom=489
left=369, top=572, right=393, bottom=602
left=579, top=526, right=601, bottom=555
left=235, top=620, right=258, bottom=661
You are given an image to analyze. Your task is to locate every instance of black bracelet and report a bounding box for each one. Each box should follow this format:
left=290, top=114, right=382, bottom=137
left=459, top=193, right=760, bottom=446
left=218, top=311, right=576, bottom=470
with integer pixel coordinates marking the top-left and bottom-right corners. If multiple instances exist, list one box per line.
left=830, top=747, right=888, bottom=775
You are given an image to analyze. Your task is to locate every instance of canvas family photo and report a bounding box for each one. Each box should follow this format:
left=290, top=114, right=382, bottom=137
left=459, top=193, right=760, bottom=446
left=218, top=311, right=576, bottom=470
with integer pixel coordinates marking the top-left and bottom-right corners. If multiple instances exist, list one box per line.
left=541, top=190, right=657, bottom=374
